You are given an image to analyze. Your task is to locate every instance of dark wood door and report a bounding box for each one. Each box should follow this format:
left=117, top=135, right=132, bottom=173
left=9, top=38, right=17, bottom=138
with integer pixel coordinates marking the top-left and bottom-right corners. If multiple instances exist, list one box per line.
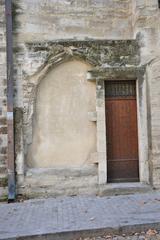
left=105, top=81, right=139, bottom=183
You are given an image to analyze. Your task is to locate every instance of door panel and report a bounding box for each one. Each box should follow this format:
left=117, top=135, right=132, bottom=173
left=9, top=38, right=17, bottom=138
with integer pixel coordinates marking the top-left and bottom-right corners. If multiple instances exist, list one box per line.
left=105, top=81, right=139, bottom=182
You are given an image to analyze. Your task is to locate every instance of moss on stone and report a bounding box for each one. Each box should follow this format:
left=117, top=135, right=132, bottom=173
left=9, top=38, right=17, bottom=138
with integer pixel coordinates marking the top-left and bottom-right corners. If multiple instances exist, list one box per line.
left=14, top=107, right=23, bottom=158
left=0, top=177, right=8, bottom=187
left=12, top=1, right=22, bottom=31
left=0, top=194, right=8, bottom=202
left=25, top=39, right=140, bottom=70
left=87, top=65, right=146, bottom=81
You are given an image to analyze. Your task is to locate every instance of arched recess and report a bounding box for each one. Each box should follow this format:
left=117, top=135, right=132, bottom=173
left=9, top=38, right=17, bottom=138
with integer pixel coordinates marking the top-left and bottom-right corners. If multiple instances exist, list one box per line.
left=26, top=60, right=96, bottom=168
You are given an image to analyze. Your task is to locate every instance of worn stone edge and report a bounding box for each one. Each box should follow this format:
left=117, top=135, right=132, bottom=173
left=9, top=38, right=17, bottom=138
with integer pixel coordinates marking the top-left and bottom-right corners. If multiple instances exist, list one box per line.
left=1, top=222, right=160, bottom=240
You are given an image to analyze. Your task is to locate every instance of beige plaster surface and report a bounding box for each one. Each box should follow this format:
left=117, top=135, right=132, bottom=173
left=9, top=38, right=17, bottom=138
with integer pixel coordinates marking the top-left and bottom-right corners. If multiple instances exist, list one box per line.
left=27, top=60, right=96, bottom=168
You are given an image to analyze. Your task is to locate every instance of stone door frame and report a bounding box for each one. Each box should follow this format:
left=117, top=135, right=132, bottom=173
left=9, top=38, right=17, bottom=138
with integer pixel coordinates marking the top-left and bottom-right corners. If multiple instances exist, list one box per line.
left=87, top=66, right=150, bottom=184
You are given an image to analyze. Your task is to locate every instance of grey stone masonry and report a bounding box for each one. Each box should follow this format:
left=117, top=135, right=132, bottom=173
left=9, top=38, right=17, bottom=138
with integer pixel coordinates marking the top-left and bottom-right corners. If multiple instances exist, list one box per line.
left=0, top=0, right=7, bottom=189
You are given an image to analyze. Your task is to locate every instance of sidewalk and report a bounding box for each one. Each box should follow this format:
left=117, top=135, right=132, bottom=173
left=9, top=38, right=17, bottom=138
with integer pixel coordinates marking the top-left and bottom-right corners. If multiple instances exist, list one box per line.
left=0, top=192, right=160, bottom=240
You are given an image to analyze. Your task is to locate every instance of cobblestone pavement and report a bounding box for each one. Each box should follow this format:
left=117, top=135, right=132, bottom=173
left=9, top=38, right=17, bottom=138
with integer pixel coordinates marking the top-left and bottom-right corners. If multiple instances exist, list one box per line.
left=0, top=192, right=160, bottom=239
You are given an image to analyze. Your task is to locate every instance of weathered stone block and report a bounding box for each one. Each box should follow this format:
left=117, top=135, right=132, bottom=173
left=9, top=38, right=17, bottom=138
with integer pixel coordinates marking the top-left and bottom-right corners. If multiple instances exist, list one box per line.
left=0, top=117, right=6, bottom=125
left=0, top=147, right=7, bottom=155
left=0, top=176, right=7, bottom=187
left=0, top=127, right=7, bottom=134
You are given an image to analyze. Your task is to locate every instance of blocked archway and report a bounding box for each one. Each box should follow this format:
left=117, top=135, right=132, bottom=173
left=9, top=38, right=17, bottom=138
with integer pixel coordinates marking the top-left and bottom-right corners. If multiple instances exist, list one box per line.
left=27, top=60, right=96, bottom=168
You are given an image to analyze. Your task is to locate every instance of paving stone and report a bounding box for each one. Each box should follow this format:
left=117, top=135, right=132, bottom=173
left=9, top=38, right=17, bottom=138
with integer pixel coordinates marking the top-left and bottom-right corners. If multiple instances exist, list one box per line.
left=0, top=192, right=160, bottom=239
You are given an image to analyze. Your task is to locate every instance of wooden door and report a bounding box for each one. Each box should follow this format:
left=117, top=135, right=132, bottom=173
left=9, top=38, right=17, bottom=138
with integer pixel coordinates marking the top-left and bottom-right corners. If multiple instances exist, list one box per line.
left=105, top=81, right=139, bottom=183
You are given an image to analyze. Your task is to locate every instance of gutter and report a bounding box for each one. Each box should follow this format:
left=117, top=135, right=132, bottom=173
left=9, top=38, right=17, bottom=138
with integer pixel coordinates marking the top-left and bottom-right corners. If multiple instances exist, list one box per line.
left=5, top=0, right=16, bottom=201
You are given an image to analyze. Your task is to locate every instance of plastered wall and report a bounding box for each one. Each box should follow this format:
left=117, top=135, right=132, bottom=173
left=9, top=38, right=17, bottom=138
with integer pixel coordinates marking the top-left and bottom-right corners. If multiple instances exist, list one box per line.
left=27, top=60, right=96, bottom=168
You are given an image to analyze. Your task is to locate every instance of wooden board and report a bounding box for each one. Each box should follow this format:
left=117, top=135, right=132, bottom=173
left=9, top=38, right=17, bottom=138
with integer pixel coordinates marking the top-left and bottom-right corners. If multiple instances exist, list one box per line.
left=105, top=81, right=139, bottom=182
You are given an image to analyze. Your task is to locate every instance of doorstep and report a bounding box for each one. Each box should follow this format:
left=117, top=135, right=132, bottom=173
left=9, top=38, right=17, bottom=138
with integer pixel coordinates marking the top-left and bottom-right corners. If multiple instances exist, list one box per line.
left=99, top=182, right=153, bottom=196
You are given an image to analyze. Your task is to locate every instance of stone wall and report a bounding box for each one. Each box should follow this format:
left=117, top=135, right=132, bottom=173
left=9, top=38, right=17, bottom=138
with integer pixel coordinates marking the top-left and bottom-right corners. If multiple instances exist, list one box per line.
left=13, top=0, right=133, bottom=43
left=1, top=0, right=160, bottom=198
left=0, top=0, right=7, bottom=196
left=132, top=0, right=160, bottom=187
left=12, top=0, right=160, bottom=196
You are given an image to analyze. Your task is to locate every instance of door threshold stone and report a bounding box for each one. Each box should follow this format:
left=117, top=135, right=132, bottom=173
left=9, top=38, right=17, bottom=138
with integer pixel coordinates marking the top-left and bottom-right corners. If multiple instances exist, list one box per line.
left=99, top=182, right=153, bottom=196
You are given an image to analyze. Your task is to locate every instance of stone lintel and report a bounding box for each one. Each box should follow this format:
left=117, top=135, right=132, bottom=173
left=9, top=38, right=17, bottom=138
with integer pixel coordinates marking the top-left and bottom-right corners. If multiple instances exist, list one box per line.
left=87, top=66, right=145, bottom=81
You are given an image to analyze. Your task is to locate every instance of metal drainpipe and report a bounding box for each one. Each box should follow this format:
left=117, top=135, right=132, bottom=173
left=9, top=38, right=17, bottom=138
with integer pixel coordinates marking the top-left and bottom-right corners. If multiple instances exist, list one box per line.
left=5, top=0, right=16, bottom=201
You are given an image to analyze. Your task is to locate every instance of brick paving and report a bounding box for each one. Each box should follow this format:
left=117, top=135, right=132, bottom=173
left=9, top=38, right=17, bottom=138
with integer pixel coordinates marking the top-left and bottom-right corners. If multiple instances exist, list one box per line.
left=0, top=192, right=160, bottom=239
